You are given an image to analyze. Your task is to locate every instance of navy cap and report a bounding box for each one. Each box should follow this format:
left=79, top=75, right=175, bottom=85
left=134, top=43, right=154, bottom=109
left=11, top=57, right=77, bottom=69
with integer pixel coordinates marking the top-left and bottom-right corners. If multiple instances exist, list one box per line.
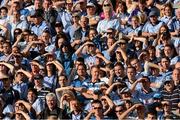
left=149, top=11, right=158, bottom=17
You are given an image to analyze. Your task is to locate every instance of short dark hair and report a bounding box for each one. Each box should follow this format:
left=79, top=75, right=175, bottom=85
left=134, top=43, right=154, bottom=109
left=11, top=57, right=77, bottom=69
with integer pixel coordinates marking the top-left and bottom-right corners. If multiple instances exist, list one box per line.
left=0, top=6, right=8, bottom=13
left=28, top=88, right=38, bottom=96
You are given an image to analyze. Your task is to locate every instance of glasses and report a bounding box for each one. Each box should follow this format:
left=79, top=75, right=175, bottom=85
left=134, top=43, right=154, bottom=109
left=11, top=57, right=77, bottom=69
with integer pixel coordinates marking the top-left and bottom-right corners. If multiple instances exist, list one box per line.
left=163, top=104, right=170, bottom=107
left=103, top=4, right=110, bottom=7
left=94, top=107, right=102, bottom=109
left=107, top=32, right=113, bottom=35
left=115, top=109, right=123, bottom=113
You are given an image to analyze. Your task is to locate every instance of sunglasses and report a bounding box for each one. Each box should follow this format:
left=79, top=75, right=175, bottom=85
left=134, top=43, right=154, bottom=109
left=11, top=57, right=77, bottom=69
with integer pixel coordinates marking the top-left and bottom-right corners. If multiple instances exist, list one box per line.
left=107, top=32, right=113, bottom=35
left=103, top=4, right=110, bottom=7
left=115, top=109, right=123, bottom=113
left=94, top=107, right=102, bottom=109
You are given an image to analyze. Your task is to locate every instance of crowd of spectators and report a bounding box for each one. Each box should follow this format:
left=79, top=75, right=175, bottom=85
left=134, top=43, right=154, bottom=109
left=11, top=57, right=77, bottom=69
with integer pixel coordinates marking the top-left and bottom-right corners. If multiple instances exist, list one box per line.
left=0, top=0, right=179, bottom=119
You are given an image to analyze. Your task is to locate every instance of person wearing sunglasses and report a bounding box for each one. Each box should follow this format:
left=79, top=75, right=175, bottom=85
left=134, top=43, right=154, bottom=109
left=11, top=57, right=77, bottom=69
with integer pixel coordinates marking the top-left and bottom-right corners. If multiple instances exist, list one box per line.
left=84, top=100, right=104, bottom=120
left=97, top=0, right=120, bottom=36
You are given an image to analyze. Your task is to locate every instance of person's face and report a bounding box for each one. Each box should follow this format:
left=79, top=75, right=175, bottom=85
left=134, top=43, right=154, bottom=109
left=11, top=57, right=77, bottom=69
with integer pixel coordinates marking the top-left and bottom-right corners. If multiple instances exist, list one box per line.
left=118, top=3, right=125, bottom=12
left=150, top=16, right=157, bottom=24
left=0, top=9, right=7, bottom=17
left=138, top=3, right=145, bottom=10
left=3, top=43, right=11, bottom=54
left=12, top=3, right=20, bottom=11
left=31, top=64, right=40, bottom=73
left=107, top=38, right=114, bottom=48
left=130, top=59, right=141, bottom=71
left=46, top=63, right=53, bottom=71
left=121, top=92, right=131, bottom=99
left=12, top=47, right=20, bottom=54
left=160, top=27, right=167, bottom=34
left=176, top=9, right=180, bottom=19
left=101, top=98, right=108, bottom=107
left=106, top=30, right=114, bottom=38
left=55, top=26, right=63, bottom=33
left=87, top=6, right=95, bottom=15
left=70, top=100, right=80, bottom=111
left=47, top=97, right=56, bottom=109
left=33, top=17, right=42, bottom=25
left=43, top=0, right=51, bottom=9
left=146, top=114, right=156, bottom=120
left=92, top=103, right=103, bottom=115
left=164, top=81, right=173, bottom=92
left=89, top=30, right=97, bottom=40
left=115, top=106, right=124, bottom=116
left=58, top=76, right=67, bottom=87
left=91, top=67, right=100, bottom=79
left=80, top=17, right=88, bottom=28
left=72, top=16, right=80, bottom=23
left=2, top=79, right=11, bottom=89
left=114, top=65, right=124, bottom=77
left=161, top=58, right=170, bottom=69
left=131, top=17, right=139, bottom=27
left=148, top=49, right=155, bottom=57
left=66, top=3, right=73, bottom=10
left=87, top=44, right=95, bottom=54
left=135, top=40, right=141, bottom=47
left=23, top=32, right=29, bottom=41
left=172, top=69, right=180, bottom=84
left=164, top=46, right=172, bottom=57
left=27, top=91, right=36, bottom=102
left=34, top=79, right=42, bottom=86
left=42, top=33, right=50, bottom=43
left=34, top=0, right=42, bottom=9
left=162, top=103, right=171, bottom=112
left=58, top=38, right=65, bottom=48
left=16, top=72, right=24, bottom=81
left=62, top=46, right=68, bottom=53
left=77, top=65, right=86, bottom=77
left=127, top=68, right=136, bottom=79
left=13, top=11, right=20, bottom=21
left=164, top=6, right=171, bottom=16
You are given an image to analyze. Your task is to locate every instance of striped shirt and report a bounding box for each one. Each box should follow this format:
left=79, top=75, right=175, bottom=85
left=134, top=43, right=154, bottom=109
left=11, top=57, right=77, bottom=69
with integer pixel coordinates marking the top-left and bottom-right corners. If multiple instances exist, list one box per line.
left=161, top=85, right=180, bottom=110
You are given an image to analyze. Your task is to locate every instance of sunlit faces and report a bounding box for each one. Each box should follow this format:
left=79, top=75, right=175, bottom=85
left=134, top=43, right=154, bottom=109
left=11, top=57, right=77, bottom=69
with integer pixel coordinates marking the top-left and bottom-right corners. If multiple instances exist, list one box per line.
left=114, top=65, right=124, bottom=77
left=77, top=64, right=86, bottom=76
left=127, top=67, right=136, bottom=80
left=161, top=57, right=170, bottom=69
left=27, top=91, right=36, bottom=103
left=46, top=97, right=56, bottom=110
left=58, top=75, right=67, bottom=87
left=172, top=69, right=180, bottom=84
left=80, top=16, right=88, bottom=28
left=91, top=66, right=100, bottom=80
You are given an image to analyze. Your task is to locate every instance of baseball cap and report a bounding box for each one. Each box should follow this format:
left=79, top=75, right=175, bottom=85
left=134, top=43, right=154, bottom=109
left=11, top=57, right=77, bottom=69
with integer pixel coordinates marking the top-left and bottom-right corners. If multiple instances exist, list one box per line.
left=149, top=11, right=158, bottom=17
left=31, top=9, right=44, bottom=18
left=87, top=2, right=96, bottom=7
left=153, top=93, right=162, bottom=99
left=0, top=72, right=9, bottom=80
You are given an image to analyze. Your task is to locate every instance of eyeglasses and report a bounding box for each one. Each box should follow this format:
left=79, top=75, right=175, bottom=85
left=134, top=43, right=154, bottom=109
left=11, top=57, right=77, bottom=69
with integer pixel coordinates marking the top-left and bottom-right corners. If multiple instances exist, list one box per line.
left=103, top=4, right=110, bottom=7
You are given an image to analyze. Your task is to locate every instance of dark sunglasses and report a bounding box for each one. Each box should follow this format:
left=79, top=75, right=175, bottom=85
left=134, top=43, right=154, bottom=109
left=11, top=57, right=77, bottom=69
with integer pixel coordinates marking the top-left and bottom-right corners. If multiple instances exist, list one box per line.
left=115, top=109, right=123, bottom=112
left=107, top=32, right=113, bottom=35
left=94, top=107, right=102, bottom=109
left=103, top=4, right=110, bottom=7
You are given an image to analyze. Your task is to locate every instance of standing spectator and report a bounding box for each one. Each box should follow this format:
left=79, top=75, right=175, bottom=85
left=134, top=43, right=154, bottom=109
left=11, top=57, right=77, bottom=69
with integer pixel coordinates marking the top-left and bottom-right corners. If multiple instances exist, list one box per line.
left=30, top=9, right=49, bottom=37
